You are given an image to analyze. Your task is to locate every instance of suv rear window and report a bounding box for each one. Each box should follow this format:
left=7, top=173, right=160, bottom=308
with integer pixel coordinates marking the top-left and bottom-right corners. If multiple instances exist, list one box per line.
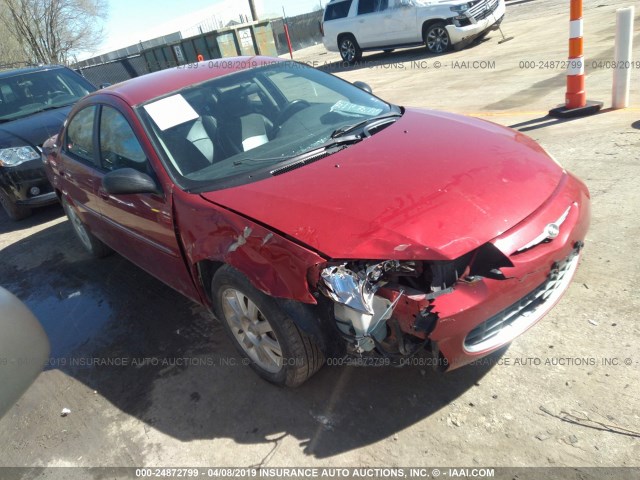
left=324, top=0, right=353, bottom=21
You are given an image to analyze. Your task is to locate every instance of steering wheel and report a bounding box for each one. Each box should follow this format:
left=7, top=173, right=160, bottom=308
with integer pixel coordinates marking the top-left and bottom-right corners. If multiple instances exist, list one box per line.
left=277, top=99, right=311, bottom=126
left=47, top=91, right=76, bottom=105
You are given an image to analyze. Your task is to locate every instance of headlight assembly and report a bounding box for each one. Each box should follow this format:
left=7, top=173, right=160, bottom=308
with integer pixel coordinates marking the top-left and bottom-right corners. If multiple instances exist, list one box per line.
left=320, top=260, right=417, bottom=314
left=0, top=146, right=41, bottom=167
left=450, top=4, right=470, bottom=13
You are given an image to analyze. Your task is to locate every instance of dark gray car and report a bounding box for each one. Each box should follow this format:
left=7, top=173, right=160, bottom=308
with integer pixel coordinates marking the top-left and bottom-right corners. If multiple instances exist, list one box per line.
left=0, top=65, right=95, bottom=220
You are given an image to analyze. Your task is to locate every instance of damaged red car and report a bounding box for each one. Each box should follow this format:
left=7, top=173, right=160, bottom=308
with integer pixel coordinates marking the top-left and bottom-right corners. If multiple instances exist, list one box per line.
left=44, top=57, right=590, bottom=386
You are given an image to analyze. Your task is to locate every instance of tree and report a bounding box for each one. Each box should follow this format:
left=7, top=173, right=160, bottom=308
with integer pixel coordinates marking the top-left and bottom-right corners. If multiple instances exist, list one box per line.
left=0, top=0, right=107, bottom=65
left=0, top=27, right=26, bottom=68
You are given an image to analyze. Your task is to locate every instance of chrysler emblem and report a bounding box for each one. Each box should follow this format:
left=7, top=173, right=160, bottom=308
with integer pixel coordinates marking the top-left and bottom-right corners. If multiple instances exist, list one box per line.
left=545, top=223, right=561, bottom=239
left=517, top=206, right=573, bottom=253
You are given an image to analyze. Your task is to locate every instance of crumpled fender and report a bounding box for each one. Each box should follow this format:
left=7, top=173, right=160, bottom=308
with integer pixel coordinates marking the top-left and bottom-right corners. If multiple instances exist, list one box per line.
left=173, top=190, right=327, bottom=305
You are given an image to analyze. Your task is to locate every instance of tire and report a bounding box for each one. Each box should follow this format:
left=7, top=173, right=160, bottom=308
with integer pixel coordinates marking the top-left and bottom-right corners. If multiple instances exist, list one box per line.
left=212, top=265, right=325, bottom=387
left=0, top=189, right=31, bottom=221
left=424, top=22, right=451, bottom=54
left=338, top=34, right=362, bottom=64
left=61, top=196, right=112, bottom=258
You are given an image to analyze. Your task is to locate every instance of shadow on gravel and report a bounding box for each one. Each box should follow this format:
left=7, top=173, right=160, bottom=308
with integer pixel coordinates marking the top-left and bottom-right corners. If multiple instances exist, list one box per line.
left=0, top=221, right=503, bottom=459
left=509, top=108, right=615, bottom=133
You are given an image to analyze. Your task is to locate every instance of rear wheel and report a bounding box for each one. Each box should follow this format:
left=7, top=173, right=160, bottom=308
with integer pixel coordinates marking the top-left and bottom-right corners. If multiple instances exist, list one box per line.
left=339, top=34, right=362, bottom=64
left=0, top=189, right=31, bottom=221
left=424, top=22, right=450, bottom=54
left=212, top=265, right=324, bottom=387
left=61, top=196, right=112, bottom=258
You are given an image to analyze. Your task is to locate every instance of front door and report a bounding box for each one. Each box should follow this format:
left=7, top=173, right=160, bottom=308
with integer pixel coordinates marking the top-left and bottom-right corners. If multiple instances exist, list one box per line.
left=93, top=104, right=197, bottom=299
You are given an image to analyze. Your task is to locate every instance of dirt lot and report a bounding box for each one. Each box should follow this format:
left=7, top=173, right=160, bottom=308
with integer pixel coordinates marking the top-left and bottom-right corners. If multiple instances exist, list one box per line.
left=0, top=0, right=639, bottom=476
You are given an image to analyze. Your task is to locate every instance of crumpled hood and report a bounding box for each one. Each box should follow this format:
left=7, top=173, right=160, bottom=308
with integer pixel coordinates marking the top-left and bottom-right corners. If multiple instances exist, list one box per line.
left=202, top=108, right=564, bottom=260
left=0, top=106, right=71, bottom=149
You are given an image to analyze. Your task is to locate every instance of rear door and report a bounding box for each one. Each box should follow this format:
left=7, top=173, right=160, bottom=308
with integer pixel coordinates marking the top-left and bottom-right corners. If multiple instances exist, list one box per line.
left=355, top=0, right=391, bottom=47
left=93, top=103, right=197, bottom=299
left=57, top=105, right=105, bottom=234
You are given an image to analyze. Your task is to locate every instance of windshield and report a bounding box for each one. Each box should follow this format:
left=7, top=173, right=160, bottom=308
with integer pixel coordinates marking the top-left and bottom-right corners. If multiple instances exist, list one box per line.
left=137, top=61, right=400, bottom=191
left=0, top=68, right=95, bottom=122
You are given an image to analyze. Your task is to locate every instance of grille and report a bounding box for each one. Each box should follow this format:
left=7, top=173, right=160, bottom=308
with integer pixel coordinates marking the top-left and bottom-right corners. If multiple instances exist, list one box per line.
left=468, top=0, right=499, bottom=21
left=464, top=254, right=580, bottom=353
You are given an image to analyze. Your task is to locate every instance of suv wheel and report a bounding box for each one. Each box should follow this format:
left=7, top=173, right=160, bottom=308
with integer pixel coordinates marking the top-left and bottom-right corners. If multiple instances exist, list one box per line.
left=0, top=189, right=31, bottom=221
left=62, top=196, right=112, bottom=258
left=424, top=22, right=450, bottom=54
left=212, top=265, right=325, bottom=387
left=339, top=35, right=362, bottom=64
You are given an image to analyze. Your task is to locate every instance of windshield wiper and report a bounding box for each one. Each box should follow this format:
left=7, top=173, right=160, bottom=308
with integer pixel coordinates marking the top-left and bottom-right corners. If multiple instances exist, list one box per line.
left=233, top=133, right=364, bottom=168
left=331, top=111, right=403, bottom=139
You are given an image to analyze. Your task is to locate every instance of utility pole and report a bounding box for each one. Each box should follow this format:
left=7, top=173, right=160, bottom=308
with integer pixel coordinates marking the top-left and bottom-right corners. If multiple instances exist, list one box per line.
left=248, top=0, right=258, bottom=21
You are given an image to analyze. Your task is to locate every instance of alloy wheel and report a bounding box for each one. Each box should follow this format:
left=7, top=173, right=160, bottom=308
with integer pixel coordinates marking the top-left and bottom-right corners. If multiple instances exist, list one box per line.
left=427, top=27, right=449, bottom=53
left=65, top=203, right=92, bottom=251
left=221, top=288, right=283, bottom=373
left=340, top=39, right=356, bottom=62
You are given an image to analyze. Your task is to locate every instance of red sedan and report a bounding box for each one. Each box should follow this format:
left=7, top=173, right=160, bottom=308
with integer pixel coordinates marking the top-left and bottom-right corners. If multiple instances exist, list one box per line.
left=43, top=57, right=590, bottom=386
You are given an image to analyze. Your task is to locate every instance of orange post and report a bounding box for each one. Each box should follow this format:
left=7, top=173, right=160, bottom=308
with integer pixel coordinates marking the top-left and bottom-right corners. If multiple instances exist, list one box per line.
left=284, top=23, right=293, bottom=59
left=549, top=0, right=602, bottom=118
left=566, top=0, right=585, bottom=109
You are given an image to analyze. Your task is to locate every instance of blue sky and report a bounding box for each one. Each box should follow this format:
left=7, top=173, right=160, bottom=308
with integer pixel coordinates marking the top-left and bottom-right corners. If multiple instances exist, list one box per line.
left=95, top=0, right=325, bottom=57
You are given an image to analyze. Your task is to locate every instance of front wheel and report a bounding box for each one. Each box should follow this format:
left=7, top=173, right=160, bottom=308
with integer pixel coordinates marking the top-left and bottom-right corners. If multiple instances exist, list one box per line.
left=424, top=23, right=451, bottom=54
left=0, top=189, right=31, bottom=221
left=61, top=196, right=112, bottom=258
left=339, top=35, right=362, bottom=64
left=212, top=265, right=324, bottom=387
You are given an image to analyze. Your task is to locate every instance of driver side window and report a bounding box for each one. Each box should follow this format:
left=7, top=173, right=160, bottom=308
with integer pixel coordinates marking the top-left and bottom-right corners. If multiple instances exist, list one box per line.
left=99, top=106, right=148, bottom=174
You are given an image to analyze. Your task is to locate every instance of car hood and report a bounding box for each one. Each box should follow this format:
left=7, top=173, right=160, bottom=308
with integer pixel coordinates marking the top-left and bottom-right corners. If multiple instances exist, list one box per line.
left=0, top=106, right=72, bottom=149
left=201, top=108, right=564, bottom=260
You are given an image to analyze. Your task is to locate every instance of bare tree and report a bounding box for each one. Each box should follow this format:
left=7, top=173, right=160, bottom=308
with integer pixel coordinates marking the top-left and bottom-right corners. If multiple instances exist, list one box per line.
left=0, top=0, right=107, bottom=65
left=0, top=27, right=26, bottom=68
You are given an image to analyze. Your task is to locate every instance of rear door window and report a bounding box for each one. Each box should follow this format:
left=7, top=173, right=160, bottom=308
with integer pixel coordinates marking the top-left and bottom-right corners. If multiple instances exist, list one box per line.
left=65, top=106, right=98, bottom=165
left=324, top=0, right=353, bottom=21
left=358, top=0, right=375, bottom=14
left=358, top=0, right=388, bottom=15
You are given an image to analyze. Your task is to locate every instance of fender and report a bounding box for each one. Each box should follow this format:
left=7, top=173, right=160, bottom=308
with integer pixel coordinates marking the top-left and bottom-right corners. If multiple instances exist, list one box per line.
left=172, top=189, right=327, bottom=306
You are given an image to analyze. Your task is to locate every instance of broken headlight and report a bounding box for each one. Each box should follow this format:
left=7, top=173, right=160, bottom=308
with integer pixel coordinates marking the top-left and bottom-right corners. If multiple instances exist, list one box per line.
left=320, top=261, right=416, bottom=314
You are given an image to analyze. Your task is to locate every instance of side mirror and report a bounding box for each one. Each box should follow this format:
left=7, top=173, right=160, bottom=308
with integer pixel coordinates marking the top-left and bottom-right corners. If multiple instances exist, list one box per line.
left=353, top=81, right=373, bottom=94
left=102, top=168, right=160, bottom=195
left=0, top=288, right=50, bottom=419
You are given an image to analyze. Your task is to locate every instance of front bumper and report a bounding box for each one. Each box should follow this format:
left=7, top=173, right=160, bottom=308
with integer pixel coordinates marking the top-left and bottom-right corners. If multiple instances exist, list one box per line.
left=446, top=0, right=506, bottom=45
left=382, top=172, right=590, bottom=370
left=0, top=159, right=57, bottom=208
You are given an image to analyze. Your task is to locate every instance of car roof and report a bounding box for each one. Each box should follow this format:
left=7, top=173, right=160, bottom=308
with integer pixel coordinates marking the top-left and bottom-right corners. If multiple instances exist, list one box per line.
left=0, top=65, right=67, bottom=80
left=97, top=56, right=285, bottom=107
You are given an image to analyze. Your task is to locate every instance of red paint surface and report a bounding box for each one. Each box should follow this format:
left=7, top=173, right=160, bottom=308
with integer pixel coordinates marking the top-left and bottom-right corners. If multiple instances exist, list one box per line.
left=203, top=109, right=564, bottom=261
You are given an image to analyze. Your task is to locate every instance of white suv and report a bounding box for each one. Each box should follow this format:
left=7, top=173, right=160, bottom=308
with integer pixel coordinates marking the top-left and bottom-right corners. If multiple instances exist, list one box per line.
left=321, top=0, right=506, bottom=62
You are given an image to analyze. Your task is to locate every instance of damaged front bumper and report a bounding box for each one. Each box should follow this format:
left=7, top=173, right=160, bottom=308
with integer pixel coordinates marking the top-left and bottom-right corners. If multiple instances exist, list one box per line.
left=0, top=159, right=57, bottom=207
left=318, top=172, right=590, bottom=371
